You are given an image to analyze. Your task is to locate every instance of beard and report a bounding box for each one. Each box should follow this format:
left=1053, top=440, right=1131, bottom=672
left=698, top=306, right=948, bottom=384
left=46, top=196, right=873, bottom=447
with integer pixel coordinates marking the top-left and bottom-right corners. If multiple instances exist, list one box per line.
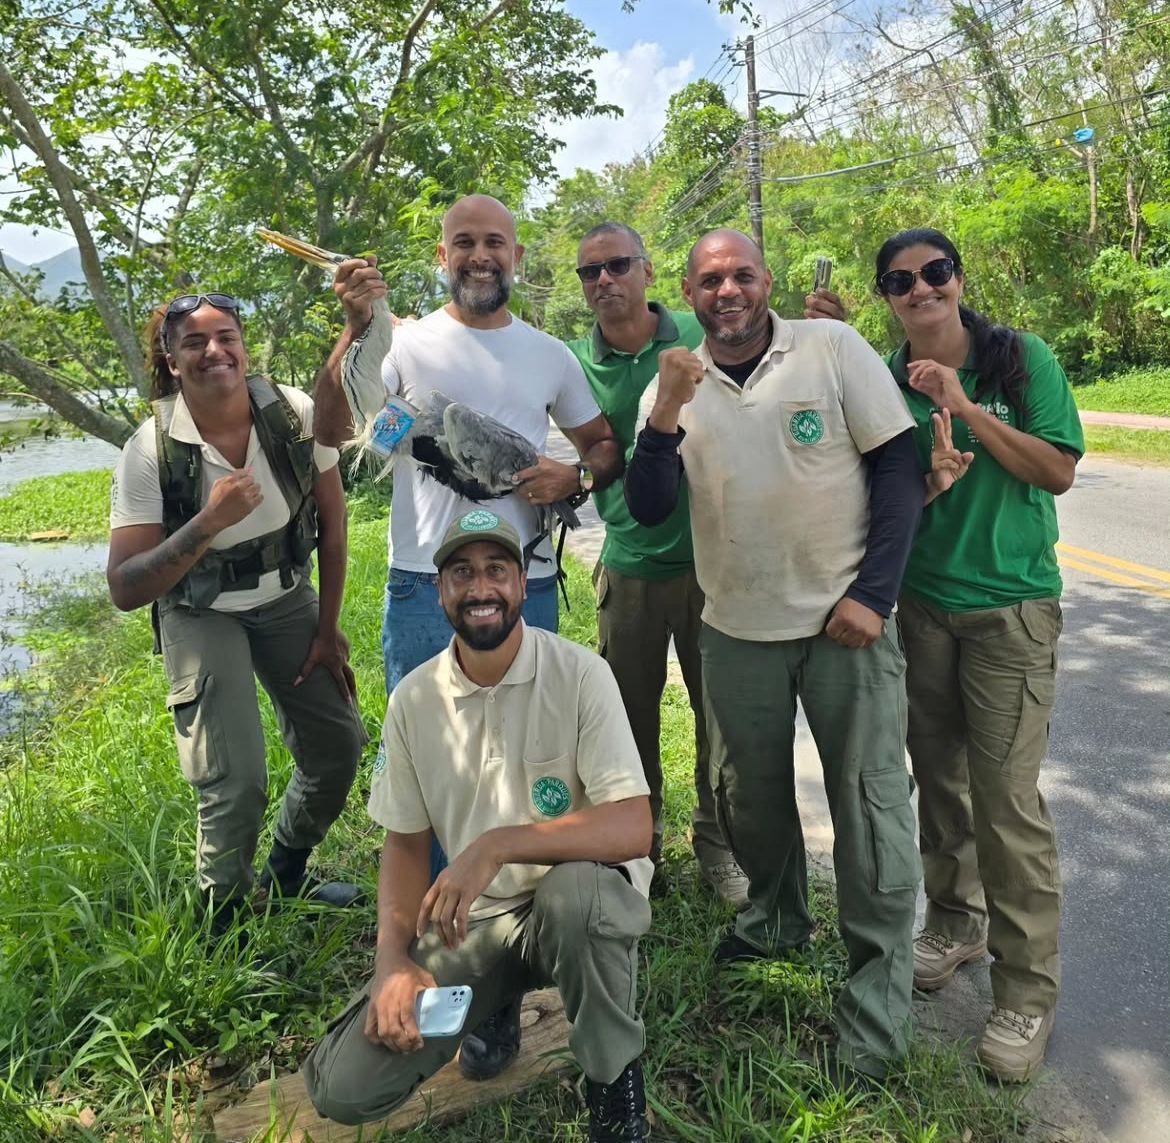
left=447, top=598, right=523, bottom=651
left=699, top=300, right=770, bottom=346
left=450, top=267, right=512, bottom=316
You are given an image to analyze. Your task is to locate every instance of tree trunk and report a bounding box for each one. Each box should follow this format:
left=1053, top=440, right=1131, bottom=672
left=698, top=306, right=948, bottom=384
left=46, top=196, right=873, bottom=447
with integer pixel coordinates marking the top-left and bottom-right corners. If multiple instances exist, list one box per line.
left=0, top=342, right=134, bottom=447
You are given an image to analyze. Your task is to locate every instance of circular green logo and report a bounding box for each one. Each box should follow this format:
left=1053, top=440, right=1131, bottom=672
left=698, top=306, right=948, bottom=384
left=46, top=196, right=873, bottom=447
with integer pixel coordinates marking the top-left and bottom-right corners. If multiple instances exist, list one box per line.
left=789, top=410, right=825, bottom=445
left=460, top=509, right=500, bottom=532
left=531, top=776, right=572, bottom=818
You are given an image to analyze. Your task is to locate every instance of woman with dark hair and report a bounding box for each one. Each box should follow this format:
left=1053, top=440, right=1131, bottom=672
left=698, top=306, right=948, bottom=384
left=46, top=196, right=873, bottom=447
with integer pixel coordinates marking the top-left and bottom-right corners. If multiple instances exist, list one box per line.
left=874, top=228, right=1083, bottom=1082
left=107, top=294, right=368, bottom=936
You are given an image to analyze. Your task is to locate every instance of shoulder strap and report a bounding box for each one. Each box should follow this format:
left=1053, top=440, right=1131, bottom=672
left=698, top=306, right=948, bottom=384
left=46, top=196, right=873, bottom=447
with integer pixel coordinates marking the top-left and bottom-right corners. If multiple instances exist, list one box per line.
left=247, top=376, right=315, bottom=516
left=152, top=395, right=201, bottom=533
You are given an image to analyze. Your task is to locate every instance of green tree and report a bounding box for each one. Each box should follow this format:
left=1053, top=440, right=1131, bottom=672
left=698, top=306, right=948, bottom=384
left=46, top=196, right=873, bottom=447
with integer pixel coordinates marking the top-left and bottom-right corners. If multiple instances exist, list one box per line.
left=0, top=0, right=617, bottom=444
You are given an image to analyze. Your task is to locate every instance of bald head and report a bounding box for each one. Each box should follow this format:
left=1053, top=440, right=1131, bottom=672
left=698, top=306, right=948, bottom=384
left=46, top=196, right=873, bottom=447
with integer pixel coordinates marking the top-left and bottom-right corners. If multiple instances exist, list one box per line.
left=442, top=195, right=517, bottom=244
left=438, top=194, right=523, bottom=322
left=682, top=228, right=773, bottom=360
left=686, top=229, right=764, bottom=278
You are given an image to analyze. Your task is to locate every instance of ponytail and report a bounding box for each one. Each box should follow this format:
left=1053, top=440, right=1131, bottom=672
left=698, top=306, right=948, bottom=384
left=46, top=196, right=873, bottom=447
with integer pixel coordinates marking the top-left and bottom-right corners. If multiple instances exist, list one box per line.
left=958, top=305, right=1028, bottom=421
left=143, top=307, right=179, bottom=400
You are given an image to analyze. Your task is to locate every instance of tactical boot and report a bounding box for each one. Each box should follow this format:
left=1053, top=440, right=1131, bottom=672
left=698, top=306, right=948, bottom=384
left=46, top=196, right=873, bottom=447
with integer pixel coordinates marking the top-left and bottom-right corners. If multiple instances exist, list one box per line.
left=585, top=1058, right=649, bottom=1142
left=458, top=993, right=523, bottom=1081
left=259, top=841, right=366, bottom=909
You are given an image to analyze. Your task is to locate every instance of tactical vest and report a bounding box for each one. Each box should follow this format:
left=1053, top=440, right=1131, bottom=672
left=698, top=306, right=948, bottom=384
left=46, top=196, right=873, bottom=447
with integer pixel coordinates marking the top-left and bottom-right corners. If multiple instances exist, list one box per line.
left=153, top=376, right=319, bottom=609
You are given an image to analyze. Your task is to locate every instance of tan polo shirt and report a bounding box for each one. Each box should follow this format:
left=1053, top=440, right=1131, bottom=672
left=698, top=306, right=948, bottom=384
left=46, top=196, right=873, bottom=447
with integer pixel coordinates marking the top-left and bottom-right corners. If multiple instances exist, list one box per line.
left=639, top=312, right=913, bottom=641
left=109, top=385, right=339, bottom=612
left=368, top=624, right=653, bottom=920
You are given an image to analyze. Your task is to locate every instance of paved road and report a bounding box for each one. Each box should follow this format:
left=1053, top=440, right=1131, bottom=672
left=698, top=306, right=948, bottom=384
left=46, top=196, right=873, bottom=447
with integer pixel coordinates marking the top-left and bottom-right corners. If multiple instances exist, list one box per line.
left=557, top=441, right=1169, bottom=1142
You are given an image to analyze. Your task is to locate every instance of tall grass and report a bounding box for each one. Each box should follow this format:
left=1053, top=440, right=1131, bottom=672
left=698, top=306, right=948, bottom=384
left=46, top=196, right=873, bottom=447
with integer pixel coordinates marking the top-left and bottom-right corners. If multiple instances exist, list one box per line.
left=0, top=486, right=1029, bottom=1140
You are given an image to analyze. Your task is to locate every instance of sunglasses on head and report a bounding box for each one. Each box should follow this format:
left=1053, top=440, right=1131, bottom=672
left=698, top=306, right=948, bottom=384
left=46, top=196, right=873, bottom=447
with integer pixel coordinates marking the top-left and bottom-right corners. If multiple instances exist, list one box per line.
left=878, top=257, right=956, bottom=296
left=575, top=256, right=647, bottom=283
left=165, top=293, right=242, bottom=319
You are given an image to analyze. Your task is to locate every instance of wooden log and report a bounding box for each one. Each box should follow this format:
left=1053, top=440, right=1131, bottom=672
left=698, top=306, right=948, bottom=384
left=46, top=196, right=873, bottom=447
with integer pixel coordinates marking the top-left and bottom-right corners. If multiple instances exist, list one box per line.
left=213, top=989, right=571, bottom=1142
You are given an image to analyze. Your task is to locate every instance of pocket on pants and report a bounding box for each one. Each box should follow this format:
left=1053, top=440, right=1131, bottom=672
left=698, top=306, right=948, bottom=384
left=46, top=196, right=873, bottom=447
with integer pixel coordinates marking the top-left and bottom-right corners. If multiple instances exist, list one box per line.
left=861, top=767, right=920, bottom=892
left=387, top=569, right=428, bottom=602
left=166, top=672, right=226, bottom=787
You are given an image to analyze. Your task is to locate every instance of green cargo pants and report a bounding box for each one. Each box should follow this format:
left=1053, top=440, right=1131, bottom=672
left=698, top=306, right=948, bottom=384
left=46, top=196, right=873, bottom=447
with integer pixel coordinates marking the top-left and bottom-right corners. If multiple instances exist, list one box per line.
left=897, top=594, right=1063, bottom=1015
left=158, top=580, right=368, bottom=900
left=594, top=563, right=731, bottom=869
left=303, top=861, right=652, bottom=1126
left=701, top=620, right=918, bottom=1078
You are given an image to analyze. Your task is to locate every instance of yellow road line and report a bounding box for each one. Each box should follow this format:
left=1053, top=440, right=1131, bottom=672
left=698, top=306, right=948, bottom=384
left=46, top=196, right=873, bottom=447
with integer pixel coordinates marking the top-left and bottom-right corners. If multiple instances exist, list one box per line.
left=1058, top=555, right=1170, bottom=599
left=1056, top=542, right=1170, bottom=585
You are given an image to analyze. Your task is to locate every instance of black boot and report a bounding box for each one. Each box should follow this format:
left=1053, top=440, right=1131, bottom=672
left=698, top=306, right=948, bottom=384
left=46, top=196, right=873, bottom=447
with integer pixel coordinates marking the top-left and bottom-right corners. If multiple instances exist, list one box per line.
left=258, top=840, right=366, bottom=909
left=585, top=1058, right=649, bottom=1142
left=197, top=889, right=249, bottom=948
left=458, top=993, right=523, bottom=1080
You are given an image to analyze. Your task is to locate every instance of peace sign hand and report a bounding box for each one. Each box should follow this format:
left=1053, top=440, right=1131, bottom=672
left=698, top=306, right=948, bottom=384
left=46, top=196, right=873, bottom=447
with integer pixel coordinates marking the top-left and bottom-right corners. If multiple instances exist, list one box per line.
left=926, top=408, right=975, bottom=503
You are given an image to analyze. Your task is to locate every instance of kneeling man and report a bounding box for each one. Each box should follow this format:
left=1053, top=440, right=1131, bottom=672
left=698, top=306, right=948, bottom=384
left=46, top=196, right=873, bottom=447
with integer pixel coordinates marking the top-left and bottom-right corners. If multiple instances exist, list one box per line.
left=305, top=510, right=654, bottom=1143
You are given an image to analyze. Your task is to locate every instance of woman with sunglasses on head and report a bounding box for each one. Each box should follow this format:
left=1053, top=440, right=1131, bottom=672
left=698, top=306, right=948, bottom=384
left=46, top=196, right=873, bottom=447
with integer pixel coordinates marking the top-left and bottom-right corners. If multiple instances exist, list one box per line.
left=107, top=294, right=368, bottom=937
left=872, top=229, right=1084, bottom=1082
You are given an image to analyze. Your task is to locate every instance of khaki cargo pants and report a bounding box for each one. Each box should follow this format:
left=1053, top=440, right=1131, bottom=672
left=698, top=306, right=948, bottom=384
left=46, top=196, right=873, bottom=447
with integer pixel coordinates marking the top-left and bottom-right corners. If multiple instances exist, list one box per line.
left=898, top=594, right=1063, bottom=1015
left=303, top=861, right=651, bottom=1126
left=594, top=563, right=732, bottom=870
left=700, top=621, right=919, bottom=1078
left=158, top=580, right=368, bottom=900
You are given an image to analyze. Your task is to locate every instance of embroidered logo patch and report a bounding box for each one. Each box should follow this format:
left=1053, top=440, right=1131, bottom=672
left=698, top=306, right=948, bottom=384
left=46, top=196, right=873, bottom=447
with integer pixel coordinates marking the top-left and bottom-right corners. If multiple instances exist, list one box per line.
left=460, top=508, right=500, bottom=532
left=372, top=742, right=387, bottom=775
left=531, top=776, right=572, bottom=818
left=789, top=409, right=825, bottom=445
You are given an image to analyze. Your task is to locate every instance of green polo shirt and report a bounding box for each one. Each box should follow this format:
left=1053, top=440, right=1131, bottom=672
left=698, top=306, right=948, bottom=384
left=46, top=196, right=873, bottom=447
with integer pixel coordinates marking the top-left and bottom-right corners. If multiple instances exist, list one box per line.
left=886, top=332, right=1084, bottom=612
left=567, top=303, right=704, bottom=580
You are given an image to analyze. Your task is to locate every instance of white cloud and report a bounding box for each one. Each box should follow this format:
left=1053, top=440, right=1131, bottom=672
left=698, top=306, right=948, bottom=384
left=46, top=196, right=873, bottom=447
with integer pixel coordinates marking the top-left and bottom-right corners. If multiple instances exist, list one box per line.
left=547, top=42, right=696, bottom=179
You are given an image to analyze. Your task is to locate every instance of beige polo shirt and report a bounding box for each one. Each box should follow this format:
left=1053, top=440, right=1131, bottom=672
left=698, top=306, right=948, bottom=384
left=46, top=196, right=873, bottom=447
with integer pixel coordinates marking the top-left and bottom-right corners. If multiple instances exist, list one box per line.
left=368, top=624, right=653, bottom=920
left=109, top=385, right=339, bottom=612
left=639, top=312, right=913, bottom=641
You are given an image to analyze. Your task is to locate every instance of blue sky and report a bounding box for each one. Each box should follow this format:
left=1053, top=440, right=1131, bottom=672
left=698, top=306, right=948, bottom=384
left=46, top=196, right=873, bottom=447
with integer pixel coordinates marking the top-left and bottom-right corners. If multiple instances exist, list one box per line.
left=0, top=0, right=826, bottom=262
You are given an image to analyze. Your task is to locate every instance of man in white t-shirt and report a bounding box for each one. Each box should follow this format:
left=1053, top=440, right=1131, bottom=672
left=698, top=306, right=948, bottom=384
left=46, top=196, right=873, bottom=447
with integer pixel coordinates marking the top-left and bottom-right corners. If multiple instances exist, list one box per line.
left=303, top=510, right=653, bottom=1141
left=313, top=195, right=623, bottom=1076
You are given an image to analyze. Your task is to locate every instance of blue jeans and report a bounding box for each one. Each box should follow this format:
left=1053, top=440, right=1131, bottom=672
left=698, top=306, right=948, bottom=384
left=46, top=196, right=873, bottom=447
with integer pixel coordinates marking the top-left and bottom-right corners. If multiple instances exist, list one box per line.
left=381, top=568, right=558, bottom=878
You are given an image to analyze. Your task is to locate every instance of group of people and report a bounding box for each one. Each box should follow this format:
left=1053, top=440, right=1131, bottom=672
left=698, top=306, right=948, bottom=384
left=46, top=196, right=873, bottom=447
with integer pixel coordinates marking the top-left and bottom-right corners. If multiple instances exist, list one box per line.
left=106, top=192, right=1082, bottom=1142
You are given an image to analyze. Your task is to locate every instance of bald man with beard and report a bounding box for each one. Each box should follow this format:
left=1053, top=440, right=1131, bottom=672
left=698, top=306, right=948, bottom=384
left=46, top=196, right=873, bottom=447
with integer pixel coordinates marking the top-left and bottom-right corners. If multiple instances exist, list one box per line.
left=626, top=228, right=925, bottom=1086
left=314, top=195, right=623, bottom=1081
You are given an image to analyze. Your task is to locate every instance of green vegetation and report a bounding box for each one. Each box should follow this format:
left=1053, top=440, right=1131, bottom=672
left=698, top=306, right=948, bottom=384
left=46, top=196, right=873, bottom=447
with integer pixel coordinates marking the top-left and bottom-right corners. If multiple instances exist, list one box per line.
left=0, top=469, right=112, bottom=541
left=0, top=475, right=1031, bottom=1141
left=5, top=3, right=1170, bottom=445
left=1073, top=366, right=1170, bottom=417
left=1083, top=426, right=1170, bottom=465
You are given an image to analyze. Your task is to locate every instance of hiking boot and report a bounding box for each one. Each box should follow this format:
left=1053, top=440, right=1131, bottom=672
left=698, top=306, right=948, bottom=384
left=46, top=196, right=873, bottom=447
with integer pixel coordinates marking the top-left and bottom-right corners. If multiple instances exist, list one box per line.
left=458, top=994, right=523, bottom=1081
left=585, top=1058, right=649, bottom=1142
left=700, top=858, right=750, bottom=911
left=258, top=842, right=366, bottom=909
left=912, top=928, right=987, bottom=991
left=977, top=1007, right=1054, bottom=1083
left=713, top=925, right=808, bottom=966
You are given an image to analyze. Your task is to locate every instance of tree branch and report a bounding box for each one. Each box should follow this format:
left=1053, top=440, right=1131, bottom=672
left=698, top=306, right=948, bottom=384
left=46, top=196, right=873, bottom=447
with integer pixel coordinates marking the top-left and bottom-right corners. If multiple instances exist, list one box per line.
left=0, top=253, right=115, bottom=394
left=0, top=61, right=147, bottom=397
left=0, top=341, right=134, bottom=447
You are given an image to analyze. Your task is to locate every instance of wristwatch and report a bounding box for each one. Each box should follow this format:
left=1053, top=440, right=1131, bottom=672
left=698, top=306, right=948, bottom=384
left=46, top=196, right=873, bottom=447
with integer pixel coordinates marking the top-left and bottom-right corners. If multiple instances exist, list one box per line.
left=577, top=464, right=595, bottom=493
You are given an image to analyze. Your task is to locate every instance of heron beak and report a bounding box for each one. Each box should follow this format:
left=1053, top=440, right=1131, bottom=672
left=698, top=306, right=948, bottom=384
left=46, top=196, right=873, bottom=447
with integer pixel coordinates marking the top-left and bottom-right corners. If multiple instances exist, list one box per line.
left=256, top=227, right=350, bottom=270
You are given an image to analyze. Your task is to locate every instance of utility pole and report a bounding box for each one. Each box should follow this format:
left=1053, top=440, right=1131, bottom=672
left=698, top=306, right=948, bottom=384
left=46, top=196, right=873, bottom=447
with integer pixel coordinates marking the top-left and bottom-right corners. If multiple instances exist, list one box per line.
left=745, top=34, right=764, bottom=255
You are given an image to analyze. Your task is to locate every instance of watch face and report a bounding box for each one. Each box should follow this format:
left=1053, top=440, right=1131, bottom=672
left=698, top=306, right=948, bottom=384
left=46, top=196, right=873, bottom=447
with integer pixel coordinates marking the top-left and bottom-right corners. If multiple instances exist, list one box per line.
left=579, top=465, right=594, bottom=491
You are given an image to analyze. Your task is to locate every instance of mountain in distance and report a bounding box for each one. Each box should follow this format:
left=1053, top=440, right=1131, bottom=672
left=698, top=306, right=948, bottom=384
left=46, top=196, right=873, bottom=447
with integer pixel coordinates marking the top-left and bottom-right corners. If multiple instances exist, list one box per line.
left=0, top=244, right=85, bottom=297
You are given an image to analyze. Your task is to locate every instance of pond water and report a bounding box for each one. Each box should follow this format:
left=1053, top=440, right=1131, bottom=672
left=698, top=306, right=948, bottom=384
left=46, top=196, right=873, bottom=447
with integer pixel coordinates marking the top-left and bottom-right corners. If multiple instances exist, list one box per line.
left=1, top=406, right=117, bottom=731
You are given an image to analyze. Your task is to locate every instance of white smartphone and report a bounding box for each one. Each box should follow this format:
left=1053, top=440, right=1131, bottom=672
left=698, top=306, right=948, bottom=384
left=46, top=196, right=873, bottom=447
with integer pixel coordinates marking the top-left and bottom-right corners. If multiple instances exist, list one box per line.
left=414, top=985, right=474, bottom=1038
left=813, top=256, right=833, bottom=292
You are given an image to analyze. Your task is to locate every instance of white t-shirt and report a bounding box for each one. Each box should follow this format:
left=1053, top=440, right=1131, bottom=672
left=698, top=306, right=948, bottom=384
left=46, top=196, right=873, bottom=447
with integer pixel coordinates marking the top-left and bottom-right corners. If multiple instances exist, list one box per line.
left=368, top=624, right=653, bottom=919
left=376, top=308, right=600, bottom=577
left=109, top=385, right=338, bottom=612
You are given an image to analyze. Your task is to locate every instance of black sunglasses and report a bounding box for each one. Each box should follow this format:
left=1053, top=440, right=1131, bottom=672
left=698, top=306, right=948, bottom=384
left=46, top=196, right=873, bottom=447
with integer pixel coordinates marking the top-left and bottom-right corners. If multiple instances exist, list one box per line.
left=575, top=256, right=647, bottom=283
left=877, top=257, right=956, bottom=296
left=165, top=292, right=242, bottom=318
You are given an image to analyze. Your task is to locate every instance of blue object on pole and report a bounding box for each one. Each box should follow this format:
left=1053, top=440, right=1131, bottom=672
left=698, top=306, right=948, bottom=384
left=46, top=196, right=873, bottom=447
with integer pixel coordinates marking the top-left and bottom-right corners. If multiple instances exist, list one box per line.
left=1073, top=127, right=1095, bottom=144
